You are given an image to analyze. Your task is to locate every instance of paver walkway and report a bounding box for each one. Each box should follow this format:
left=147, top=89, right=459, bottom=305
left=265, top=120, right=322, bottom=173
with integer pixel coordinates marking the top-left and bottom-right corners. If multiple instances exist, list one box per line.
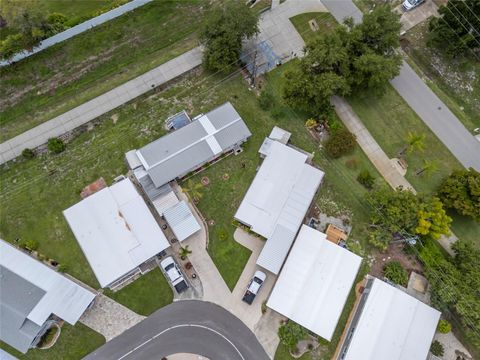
left=332, top=96, right=416, bottom=192
left=79, top=294, right=145, bottom=341
left=0, top=47, right=203, bottom=164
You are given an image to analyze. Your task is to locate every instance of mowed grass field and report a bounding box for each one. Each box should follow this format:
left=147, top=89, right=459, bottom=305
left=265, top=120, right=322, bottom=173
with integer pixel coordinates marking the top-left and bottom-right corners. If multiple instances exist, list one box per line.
left=0, top=0, right=207, bottom=141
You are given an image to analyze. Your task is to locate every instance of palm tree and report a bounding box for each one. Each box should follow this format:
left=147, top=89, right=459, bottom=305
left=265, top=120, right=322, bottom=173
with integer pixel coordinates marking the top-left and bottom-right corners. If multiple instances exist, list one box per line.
left=400, top=132, right=426, bottom=156
left=415, top=159, right=438, bottom=177
left=182, top=179, right=203, bottom=202
left=179, top=245, right=192, bottom=259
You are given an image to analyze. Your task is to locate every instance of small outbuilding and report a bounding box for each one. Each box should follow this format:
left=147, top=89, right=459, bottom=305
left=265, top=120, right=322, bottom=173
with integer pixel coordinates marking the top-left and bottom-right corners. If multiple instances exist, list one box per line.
left=267, top=225, right=362, bottom=341
left=163, top=201, right=201, bottom=241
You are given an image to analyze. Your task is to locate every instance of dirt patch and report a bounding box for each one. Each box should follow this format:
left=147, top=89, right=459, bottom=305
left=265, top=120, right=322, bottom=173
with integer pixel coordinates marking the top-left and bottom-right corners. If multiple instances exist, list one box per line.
left=370, top=242, right=424, bottom=279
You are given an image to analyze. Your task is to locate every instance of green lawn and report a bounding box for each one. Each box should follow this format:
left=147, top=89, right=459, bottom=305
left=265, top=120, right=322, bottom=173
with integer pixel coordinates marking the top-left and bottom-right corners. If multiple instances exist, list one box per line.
left=0, top=323, right=105, bottom=360
left=348, top=85, right=463, bottom=193
left=0, top=0, right=207, bottom=141
left=402, top=20, right=480, bottom=133
left=449, top=213, right=480, bottom=250
left=289, top=12, right=337, bottom=43
left=41, top=0, right=116, bottom=18
left=104, top=269, right=173, bottom=316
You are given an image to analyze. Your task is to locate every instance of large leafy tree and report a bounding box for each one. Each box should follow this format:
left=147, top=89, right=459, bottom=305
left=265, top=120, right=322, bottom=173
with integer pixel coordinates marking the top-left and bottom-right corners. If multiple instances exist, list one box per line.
left=428, top=0, right=480, bottom=57
left=366, top=186, right=451, bottom=250
left=200, top=1, right=258, bottom=72
left=283, top=4, right=401, bottom=115
left=438, top=168, right=480, bottom=221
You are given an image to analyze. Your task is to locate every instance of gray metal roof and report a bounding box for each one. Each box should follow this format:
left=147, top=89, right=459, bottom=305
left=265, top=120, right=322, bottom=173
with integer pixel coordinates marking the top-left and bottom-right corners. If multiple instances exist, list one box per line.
left=163, top=201, right=201, bottom=241
left=0, top=266, right=44, bottom=353
left=135, top=168, right=173, bottom=200
left=146, top=141, right=214, bottom=188
left=136, top=102, right=251, bottom=188
left=204, top=102, right=242, bottom=130
left=0, top=240, right=96, bottom=354
left=139, top=121, right=207, bottom=167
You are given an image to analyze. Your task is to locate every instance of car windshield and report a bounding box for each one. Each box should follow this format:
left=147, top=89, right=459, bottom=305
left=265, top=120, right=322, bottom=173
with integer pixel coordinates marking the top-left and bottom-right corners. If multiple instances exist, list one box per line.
left=165, top=263, right=174, bottom=271
left=253, top=277, right=263, bottom=284
left=407, top=0, right=417, bottom=5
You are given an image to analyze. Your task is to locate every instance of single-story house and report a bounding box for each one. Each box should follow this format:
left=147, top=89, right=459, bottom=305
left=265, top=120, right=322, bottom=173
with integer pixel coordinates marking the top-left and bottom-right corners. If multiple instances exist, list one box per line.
left=234, top=132, right=324, bottom=274
left=63, top=178, right=169, bottom=289
left=267, top=225, right=362, bottom=341
left=128, top=102, right=252, bottom=188
left=0, top=240, right=95, bottom=353
left=338, top=277, right=441, bottom=360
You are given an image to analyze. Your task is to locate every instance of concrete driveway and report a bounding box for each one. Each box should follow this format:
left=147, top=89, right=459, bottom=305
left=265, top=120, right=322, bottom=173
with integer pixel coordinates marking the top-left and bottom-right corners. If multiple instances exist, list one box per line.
left=395, top=0, right=438, bottom=32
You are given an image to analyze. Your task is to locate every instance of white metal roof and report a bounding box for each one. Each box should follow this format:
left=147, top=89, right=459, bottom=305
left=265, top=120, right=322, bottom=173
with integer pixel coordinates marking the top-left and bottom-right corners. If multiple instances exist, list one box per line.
left=342, top=278, right=441, bottom=360
left=267, top=225, right=362, bottom=341
left=63, top=178, right=169, bottom=288
left=163, top=201, right=201, bottom=241
left=153, top=190, right=180, bottom=216
left=0, top=240, right=95, bottom=327
left=235, top=140, right=324, bottom=274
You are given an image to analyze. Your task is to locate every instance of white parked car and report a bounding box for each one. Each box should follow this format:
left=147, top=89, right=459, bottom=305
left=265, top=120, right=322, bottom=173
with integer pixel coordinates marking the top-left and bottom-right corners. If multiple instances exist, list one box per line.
left=402, top=0, right=425, bottom=11
left=242, top=270, right=266, bottom=305
left=160, top=256, right=189, bottom=293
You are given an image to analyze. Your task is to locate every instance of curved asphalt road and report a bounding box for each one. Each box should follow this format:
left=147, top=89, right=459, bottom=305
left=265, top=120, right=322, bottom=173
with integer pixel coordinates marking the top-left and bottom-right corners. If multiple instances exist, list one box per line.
left=83, top=300, right=269, bottom=360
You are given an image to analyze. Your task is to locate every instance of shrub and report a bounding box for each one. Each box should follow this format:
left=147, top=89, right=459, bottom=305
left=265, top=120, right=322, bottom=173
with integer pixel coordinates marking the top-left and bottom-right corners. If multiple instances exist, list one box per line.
left=47, top=137, right=66, bottom=154
left=325, top=128, right=356, bottom=158
left=305, top=118, right=318, bottom=129
left=22, top=148, right=35, bottom=159
left=46, top=13, right=69, bottom=35
left=357, top=169, right=375, bottom=189
left=278, top=321, right=307, bottom=350
left=383, top=261, right=408, bottom=285
left=258, top=90, right=274, bottom=110
left=261, top=300, right=267, bottom=314
left=430, top=340, right=444, bottom=357
left=437, top=319, right=452, bottom=334
left=20, top=239, right=38, bottom=251
left=0, top=33, right=25, bottom=59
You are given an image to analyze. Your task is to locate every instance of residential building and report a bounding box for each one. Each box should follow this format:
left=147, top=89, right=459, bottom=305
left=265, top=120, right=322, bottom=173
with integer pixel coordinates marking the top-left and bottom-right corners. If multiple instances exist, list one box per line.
left=127, top=102, right=252, bottom=188
left=338, top=277, right=441, bottom=360
left=63, top=178, right=169, bottom=289
left=267, top=225, right=362, bottom=341
left=235, top=130, right=324, bottom=274
left=0, top=240, right=95, bottom=353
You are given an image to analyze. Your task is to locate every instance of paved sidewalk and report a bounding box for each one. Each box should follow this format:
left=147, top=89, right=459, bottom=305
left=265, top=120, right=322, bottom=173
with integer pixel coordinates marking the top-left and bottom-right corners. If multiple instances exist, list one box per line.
left=332, top=96, right=416, bottom=192
left=0, top=47, right=203, bottom=164
left=79, top=294, right=145, bottom=341
left=434, top=331, right=472, bottom=360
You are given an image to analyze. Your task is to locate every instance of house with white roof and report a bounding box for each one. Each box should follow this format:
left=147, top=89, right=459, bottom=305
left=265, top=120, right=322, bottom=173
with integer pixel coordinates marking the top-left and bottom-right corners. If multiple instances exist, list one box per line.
left=234, top=130, right=324, bottom=274
left=63, top=178, right=169, bottom=289
left=337, top=277, right=441, bottom=360
left=267, top=225, right=362, bottom=341
left=0, top=240, right=95, bottom=353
